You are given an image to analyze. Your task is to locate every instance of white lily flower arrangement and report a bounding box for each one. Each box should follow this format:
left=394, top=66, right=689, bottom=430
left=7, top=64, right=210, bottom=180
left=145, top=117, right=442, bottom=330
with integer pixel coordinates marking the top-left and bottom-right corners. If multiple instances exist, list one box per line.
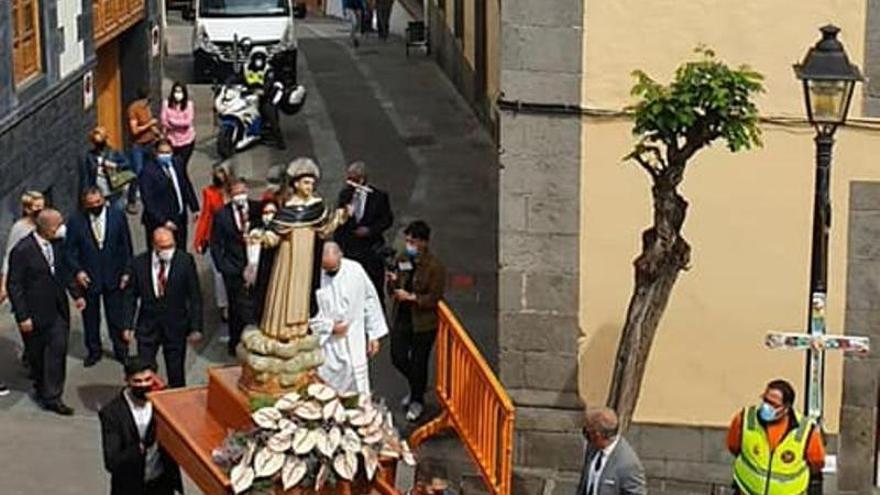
left=212, top=383, right=416, bottom=494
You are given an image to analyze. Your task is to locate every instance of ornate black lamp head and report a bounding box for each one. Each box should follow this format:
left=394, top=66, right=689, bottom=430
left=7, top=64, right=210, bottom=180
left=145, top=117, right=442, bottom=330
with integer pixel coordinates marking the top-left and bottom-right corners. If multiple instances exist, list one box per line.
left=794, top=25, right=863, bottom=133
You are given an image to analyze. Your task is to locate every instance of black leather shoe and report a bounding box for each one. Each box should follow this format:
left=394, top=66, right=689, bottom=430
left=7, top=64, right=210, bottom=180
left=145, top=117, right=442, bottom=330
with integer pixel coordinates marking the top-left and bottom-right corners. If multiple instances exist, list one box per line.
left=44, top=402, right=74, bottom=416
left=84, top=355, right=101, bottom=367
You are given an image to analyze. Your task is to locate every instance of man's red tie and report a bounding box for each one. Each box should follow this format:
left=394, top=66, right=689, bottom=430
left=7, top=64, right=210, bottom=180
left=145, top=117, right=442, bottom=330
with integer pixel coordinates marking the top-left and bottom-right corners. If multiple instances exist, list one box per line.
left=158, top=259, right=168, bottom=297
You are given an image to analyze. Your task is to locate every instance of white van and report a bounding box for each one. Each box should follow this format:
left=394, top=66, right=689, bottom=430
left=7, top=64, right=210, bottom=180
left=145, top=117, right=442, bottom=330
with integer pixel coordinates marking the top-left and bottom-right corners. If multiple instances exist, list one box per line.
left=185, top=0, right=304, bottom=84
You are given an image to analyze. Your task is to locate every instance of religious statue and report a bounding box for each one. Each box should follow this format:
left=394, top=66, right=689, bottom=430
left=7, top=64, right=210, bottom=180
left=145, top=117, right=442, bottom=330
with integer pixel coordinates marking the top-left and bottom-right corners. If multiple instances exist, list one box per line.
left=238, top=157, right=350, bottom=395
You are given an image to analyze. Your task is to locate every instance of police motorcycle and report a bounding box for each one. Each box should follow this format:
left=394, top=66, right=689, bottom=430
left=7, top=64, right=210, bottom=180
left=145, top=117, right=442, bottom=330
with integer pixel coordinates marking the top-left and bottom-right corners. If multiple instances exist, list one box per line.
left=214, top=37, right=307, bottom=158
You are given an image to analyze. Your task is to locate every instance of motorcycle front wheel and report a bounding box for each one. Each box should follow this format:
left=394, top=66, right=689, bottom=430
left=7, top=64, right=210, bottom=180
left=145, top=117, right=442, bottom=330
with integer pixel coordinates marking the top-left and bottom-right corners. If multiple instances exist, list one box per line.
left=217, top=124, right=238, bottom=159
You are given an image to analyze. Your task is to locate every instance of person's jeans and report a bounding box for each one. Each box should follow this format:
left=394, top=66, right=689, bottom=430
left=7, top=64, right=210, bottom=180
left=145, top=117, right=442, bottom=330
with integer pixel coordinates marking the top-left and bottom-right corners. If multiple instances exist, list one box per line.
left=345, top=8, right=361, bottom=42
left=390, top=314, right=437, bottom=404
left=128, top=143, right=152, bottom=204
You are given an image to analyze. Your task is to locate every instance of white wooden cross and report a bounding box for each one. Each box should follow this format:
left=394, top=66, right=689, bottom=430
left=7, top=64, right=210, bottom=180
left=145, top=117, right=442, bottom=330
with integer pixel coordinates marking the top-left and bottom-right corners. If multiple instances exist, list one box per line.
left=765, top=292, right=870, bottom=419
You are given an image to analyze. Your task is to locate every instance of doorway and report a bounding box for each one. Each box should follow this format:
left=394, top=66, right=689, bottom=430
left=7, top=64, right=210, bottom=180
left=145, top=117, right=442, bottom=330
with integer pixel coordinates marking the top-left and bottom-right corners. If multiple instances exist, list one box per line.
left=95, top=39, right=123, bottom=148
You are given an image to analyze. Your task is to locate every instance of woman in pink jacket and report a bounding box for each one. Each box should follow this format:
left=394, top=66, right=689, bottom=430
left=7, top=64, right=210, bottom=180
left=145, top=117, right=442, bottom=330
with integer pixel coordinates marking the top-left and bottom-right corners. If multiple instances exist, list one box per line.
left=161, top=81, right=196, bottom=173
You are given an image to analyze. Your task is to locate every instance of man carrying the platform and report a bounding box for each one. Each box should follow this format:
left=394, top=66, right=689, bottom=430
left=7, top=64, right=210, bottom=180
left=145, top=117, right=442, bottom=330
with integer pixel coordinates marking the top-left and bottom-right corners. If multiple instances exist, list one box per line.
left=99, top=356, right=182, bottom=495
left=311, top=242, right=388, bottom=396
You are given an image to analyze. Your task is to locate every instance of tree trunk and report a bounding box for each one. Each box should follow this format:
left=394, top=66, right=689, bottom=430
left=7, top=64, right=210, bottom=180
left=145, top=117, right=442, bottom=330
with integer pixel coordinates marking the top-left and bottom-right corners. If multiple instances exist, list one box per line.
left=606, top=179, right=691, bottom=432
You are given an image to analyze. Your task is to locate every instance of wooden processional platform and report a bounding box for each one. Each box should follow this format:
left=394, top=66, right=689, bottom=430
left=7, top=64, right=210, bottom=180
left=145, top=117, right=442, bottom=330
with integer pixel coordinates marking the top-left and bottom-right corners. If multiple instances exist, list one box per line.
left=151, top=366, right=398, bottom=495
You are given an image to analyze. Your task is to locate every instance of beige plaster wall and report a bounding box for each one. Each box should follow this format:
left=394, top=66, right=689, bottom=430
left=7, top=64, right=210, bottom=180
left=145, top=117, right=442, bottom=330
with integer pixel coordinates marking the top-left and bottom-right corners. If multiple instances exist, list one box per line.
left=578, top=0, right=873, bottom=432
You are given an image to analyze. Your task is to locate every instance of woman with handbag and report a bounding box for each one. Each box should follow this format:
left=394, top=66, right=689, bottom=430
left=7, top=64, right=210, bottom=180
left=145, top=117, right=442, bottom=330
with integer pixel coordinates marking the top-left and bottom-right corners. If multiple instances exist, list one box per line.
left=161, top=82, right=196, bottom=175
left=82, top=126, right=134, bottom=213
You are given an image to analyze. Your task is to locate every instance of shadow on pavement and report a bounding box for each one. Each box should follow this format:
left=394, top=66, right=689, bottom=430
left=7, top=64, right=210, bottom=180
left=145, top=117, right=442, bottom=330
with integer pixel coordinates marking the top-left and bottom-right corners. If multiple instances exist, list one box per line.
left=76, top=384, right=121, bottom=413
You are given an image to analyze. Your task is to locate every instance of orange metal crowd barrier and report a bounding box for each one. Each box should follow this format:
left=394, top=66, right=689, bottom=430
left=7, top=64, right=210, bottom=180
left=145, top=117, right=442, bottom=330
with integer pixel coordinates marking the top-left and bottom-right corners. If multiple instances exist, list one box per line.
left=409, top=302, right=515, bottom=495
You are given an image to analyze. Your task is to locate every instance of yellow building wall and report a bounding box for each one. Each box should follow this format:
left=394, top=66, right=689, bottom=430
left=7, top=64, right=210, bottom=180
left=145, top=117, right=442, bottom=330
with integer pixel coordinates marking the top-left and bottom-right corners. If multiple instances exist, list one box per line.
left=578, top=0, right=872, bottom=433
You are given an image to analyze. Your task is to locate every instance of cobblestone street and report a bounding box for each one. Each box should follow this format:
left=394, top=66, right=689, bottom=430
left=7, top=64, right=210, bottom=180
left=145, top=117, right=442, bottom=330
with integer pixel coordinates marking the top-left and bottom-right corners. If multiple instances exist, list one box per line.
left=0, top=12, right=496, bottom=494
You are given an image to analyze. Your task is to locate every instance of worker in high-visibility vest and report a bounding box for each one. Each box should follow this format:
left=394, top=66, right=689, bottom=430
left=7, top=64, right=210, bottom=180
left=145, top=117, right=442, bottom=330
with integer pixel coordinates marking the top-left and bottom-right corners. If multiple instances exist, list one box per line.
left=727, top=379, right=825, bottom=495
left=242, top=47, right=286, bottom=150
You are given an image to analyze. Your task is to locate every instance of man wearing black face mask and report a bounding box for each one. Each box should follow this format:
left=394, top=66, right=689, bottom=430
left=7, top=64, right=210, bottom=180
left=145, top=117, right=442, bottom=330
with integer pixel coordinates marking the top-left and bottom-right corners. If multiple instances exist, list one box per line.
left=66, top=187, right=134, bottom=366
left=99, top=356, right=182, bottom=495
left=82, top=126, right=131, bottom=213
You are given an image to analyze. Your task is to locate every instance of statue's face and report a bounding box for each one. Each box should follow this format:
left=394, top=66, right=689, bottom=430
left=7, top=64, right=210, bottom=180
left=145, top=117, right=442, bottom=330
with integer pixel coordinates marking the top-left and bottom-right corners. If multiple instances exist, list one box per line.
left=293, top=176, right=315, bottom=198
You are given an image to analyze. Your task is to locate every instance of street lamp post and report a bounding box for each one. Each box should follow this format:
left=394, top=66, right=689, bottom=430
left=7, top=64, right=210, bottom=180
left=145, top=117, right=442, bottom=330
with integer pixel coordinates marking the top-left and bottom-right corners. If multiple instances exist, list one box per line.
left=793, top=24, right=862, bottom=494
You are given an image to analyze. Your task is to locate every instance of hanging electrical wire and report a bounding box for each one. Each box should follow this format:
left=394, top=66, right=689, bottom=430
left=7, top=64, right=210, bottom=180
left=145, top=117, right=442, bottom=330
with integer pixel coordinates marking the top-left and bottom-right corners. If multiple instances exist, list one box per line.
left=496, top=97, right=880, bottom=132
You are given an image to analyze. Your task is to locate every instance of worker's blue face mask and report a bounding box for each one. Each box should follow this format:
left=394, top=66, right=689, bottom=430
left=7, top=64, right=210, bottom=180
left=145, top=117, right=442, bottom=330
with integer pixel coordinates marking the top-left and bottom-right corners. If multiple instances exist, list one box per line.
left=404, top=243, right=419, bottom=258
left=758, top=401, right=781, bottom=422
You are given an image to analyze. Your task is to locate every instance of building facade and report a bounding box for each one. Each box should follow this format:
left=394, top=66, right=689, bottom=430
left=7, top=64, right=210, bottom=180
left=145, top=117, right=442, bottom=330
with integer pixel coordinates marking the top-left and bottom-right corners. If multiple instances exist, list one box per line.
left=0, top=0, right=163, bottom=247
left=430, top=0, right=880, bottom=493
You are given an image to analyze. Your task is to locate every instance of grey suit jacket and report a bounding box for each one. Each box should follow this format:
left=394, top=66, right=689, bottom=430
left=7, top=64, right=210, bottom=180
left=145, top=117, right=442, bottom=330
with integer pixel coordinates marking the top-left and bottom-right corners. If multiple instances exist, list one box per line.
left=576, top=437, right=647, bottom=495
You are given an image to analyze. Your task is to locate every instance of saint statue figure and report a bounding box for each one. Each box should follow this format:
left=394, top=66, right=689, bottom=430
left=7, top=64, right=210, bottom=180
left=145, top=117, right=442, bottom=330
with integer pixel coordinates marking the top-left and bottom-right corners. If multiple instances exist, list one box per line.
left=239, top=158, right=350, bottom=394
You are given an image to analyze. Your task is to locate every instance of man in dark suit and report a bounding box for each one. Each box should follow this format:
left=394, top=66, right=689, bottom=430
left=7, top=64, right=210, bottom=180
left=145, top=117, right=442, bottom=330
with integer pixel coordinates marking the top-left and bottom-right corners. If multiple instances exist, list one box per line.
left=123, top=227, right=202, bottom=388
left=99, top=356, right=182, bottom=495
left=66, top=187, right=134, bottom=366
left=7, top=208, right=86, bottom=415
left=210, top=179, right=261, bottom=356
left=577, top=407, right=647, bottom=495
left=335, top=161, right=393, bottom=302
left=139, top=139, right=199, bottom=249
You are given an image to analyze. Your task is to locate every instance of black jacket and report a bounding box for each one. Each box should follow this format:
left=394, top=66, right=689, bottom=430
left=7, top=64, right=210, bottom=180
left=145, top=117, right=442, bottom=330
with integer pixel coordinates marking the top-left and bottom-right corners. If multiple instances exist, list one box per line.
left=139, top=157, right=199, bottom=231
left=7, top=233, right=81, bottom=328
left=124, top=250, right=203, bottom=342
left=209, top=201, right=262, bottom=277
left=335, top=184, right=393, bottom=258
left=99, top=390, right=182, bottom=495
left=65, top=207, right=133, bottom=294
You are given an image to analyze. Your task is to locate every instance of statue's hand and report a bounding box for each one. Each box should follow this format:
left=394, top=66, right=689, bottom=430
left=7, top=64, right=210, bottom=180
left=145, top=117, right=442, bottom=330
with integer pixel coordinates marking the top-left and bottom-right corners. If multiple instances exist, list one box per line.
left=244, top=264, right=258, bottom=287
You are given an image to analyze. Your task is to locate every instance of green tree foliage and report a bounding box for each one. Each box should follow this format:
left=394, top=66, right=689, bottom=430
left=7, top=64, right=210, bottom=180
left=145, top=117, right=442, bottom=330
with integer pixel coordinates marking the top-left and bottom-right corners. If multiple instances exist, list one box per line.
left=626, top=47, right=764, bottom=180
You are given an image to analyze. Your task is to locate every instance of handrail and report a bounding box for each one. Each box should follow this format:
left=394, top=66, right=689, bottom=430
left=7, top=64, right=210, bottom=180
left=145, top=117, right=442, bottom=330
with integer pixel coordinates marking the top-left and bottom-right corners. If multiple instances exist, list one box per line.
left=410, top=302, right=515, bottom=495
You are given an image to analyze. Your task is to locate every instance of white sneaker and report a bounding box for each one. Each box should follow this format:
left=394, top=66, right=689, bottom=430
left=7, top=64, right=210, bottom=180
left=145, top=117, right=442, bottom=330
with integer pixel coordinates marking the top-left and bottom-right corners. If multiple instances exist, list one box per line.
left=406, top=402, right=423, bottom=422
left=0, top=382, right=9, bottom=396
left=400, top=394, right=411, bottom=409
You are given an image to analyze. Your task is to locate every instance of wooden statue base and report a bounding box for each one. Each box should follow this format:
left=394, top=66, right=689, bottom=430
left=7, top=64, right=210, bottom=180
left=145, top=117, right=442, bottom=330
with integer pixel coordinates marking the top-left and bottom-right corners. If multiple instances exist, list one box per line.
left=152, top=366, right=399, bottom=495
left=238, top=362, right=316, bottom=397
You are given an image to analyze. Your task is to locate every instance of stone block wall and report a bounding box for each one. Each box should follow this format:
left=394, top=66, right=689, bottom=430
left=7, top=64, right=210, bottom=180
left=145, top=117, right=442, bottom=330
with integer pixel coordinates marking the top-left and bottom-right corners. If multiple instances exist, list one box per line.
left=838, top=181, right=880, bottom=494
left=497, top=0, right=584, bottom=492
left=0, top=77, right=97, bottom=248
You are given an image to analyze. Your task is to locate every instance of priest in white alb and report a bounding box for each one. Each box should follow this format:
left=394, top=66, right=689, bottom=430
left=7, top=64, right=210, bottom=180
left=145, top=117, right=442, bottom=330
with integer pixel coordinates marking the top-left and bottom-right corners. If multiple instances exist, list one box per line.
left=310, top=242, right=388, bottom=395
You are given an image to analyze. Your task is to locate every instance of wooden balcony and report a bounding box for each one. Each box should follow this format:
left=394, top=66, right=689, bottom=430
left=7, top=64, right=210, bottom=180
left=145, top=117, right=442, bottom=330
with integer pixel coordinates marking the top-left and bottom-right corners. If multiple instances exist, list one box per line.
left=93, top=0, right=145, bottom=48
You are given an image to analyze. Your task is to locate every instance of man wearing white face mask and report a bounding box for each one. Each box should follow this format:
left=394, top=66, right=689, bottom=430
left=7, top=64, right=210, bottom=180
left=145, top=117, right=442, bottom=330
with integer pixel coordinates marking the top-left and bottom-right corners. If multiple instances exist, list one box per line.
left=7, top=209, right=86, bottom=415
left=210, top=179, right=262, bottom=356
left=727, top=379, right=826, bottom=494
left=122, top=227, right=203, bottom=388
